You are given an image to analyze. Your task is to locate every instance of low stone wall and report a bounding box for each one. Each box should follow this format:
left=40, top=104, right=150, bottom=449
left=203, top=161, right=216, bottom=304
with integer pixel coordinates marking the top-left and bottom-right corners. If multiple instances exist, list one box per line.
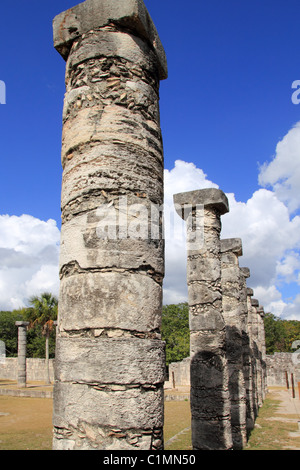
left=266, top=353, right=300, bottom=387
left=2, top=353, right=299, bottom=390
left=167, top=357, right=190, bottom=388
left=0, top=357, right=54, bottom=382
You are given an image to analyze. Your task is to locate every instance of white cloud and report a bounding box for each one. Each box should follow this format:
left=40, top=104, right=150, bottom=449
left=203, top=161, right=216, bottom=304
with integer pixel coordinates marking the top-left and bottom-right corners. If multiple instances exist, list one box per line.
left=164, top=160, right=218, bottom=203
left=0, top=215, right=60, bottom=311
left=276, top=251, right=300, bottom=283
left=1, top=122, right=300, bottom=322
left=163, top=157, right=300, bottom=321
left=163, top=160, right=218, bottom=305
left=250, top=285, right=286, bottom=317
left=279, top=294, right=300, bottom=321
left=258, top=121, right=300, bottom=214
left=222, top=190, right=300, bottom=288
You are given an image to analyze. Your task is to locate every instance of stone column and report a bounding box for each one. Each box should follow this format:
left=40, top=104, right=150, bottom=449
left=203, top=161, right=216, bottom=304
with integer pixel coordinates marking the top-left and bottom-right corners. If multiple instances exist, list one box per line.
left=220, top=238, right=247, bottom=449
left=239, top=268, right=254, bottom=437
left=251, top=298, right=263, bottom=409
left=246, top=289, right=259, bottom=422
left=257, top=306, right=267, bottom=401
left=15, top=322, right=29, bottom=388
left=256, top=305, right=266, bottom=406
left=52, top=0, right=167, bottom=451
left=173, top=188, right=233, bottom=451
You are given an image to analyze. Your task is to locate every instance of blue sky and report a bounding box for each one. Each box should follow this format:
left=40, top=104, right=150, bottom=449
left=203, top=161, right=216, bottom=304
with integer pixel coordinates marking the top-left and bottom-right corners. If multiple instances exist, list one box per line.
left=0, top=0, right=300, bottom=319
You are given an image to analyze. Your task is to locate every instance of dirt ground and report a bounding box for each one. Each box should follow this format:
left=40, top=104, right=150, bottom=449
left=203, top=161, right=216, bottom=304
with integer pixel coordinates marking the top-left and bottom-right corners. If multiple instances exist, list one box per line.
left=270, top=387, right=300, bottom=416
left=266, top=387, right=300, bottom=445
left=245, top=386, right=300, bottom=450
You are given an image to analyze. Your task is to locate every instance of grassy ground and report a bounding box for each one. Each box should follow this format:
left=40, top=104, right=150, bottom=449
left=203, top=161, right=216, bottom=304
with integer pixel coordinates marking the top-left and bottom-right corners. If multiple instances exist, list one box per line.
left=164, top=399, right=192, bottom=450
left=0, top=387, right=299, bottom=450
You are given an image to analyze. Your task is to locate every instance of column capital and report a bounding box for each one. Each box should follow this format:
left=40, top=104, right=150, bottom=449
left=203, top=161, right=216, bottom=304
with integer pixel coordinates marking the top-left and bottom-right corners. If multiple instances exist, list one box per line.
left=221, top=238, right=243, bottom=256
left=15, top=321, right=30, bottom=327
left=257, top=306, right=265, bottom=317
left=251, top=298, right=259, bottom=307
left=53, top=0, right=167, bottom=80
left=173, top=188, right=229, bottom=220
left=247, top=287, right=254, bottom=297
left=240, top=267, right=250, bottom=278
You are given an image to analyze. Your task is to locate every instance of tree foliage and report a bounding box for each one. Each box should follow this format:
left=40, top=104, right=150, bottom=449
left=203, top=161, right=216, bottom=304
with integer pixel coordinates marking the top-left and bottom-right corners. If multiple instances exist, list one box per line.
left=264, top=312, right=300, bottom=354
left=0, top=293, right=58, bottom=359
left=0, top=310, right=24, bottom=356
left=26, top=292, right=58, bottom=335
left=24, top=292, right=58, bottom=383
left=161, top=305, right=300, bottom=362
left=162, top=303, right=189, bottom=366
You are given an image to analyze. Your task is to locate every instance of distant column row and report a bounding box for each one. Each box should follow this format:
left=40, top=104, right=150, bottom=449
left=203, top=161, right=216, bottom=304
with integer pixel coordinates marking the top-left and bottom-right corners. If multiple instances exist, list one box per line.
left=174, top=188, right=267, bottom=450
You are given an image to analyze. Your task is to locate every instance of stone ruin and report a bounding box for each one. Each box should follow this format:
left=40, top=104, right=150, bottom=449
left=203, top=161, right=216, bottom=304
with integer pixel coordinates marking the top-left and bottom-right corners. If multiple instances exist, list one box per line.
left=52, top=0, right=167, bottom=451
left=49, top=0, right=268, bottom=451
left=173, top=189, right=267, bottom=449
left=15, top=322, right=30, bottom=389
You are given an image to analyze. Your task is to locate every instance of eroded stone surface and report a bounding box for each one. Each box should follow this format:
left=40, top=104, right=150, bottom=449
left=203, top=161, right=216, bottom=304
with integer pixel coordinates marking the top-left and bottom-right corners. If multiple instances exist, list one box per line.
left=221, top=238, right=247, bottom=450
left=58, top=271, right=162, bottom=333
left=174, top=189, right=232, bottom=451
left=52, top=0, right=166, bottom=450
left=55, top=336, right=165, bottom=384
left=53, top=0, right=168, bottom=79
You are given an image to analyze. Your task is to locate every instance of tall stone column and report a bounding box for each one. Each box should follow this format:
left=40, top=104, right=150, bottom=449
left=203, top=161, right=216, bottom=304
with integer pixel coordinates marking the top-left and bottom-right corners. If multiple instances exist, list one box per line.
left=257, top=306, right=267, bottom=400
left=251, top=300, right=266, bottom=408
left=15, top=322, right=29, bottom=388
left=52, top=0, right=167, bottom=450
left=220, top=238, right=247, bottom=449
left=251, top=298, right=263, bottom=408
left=239, top=268, right=254, bottom=437
left=246, top=289, right=259, bottom=422
left=173, top=188, right=233, bottom=451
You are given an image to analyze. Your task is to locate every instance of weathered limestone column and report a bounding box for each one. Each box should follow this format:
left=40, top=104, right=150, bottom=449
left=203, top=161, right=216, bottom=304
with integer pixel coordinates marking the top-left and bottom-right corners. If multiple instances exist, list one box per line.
left=246, top=289, right=259, bottom=421
left=52, top=0, right=167, bottom=450
left=239, top=268, right=255, bottom=437
left=173, top=188, right=233, bottom=451
left=251, top=298, right=263, bottom=408
left=257, top=305, right=267, bottom=401
left=15, top=322, right=29, bottom=388
left=221, top=238, right=247, bottom=449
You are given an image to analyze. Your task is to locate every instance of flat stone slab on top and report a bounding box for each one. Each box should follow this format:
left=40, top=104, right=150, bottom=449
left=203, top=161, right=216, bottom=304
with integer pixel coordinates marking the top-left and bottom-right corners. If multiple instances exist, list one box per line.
left=173, top=188, right=229, bottom=220
left=240, top=267, right=250, bottom=278
left=53, top=0, right=168, bottom=80
left=221, top=238, right=243, bottom=256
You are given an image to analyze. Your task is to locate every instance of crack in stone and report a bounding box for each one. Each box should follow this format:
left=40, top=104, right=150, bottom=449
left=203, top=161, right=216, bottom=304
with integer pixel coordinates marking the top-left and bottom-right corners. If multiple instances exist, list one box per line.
left=59, top=260, right=163, bottom=285
left=59, top=326, right=161, bottom=340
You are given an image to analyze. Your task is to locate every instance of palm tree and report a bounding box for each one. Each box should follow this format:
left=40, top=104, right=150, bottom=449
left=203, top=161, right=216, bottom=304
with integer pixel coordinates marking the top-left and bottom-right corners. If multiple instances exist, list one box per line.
left=26, top=292, right=58, bottom=385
